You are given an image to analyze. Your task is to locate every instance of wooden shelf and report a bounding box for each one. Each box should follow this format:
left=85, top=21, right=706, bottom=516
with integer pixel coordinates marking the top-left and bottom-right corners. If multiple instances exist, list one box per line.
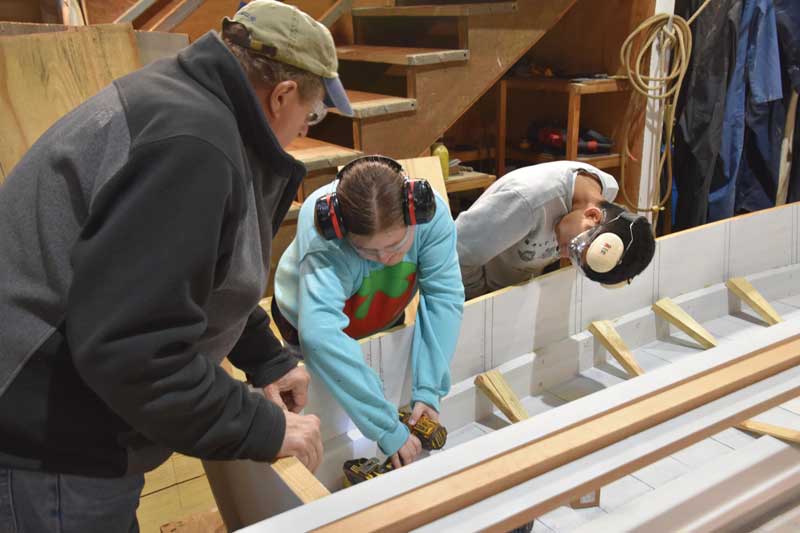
left=496, top=77, right=629, bottom=176
left=335, top=45, right=469, bottom=66
left=507, top=149, right=622, bottom=169
left=445, top=171, right=496, bottom=194
left=353, top=2, right=518, bottom=17
left=503, top=77, right=629, bottom=95
left=333, top=90, right=417, bottom=119
left=286, top=137, right=361, bottom=172
left=451, top=147, right=496, bottom=162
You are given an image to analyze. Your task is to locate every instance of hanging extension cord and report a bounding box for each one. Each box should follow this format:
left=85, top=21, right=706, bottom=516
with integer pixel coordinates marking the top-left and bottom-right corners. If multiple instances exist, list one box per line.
left=616, top=0, right=714, bottom=232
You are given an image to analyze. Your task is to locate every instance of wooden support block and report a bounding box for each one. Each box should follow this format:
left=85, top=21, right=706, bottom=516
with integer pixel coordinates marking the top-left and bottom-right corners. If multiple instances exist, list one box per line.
left=726, top=277, right=783, bottom=326
left=271, top=457, right=331, bottom=504
left=474, top=370, right=530, bottom=423
left=588, top=321, right=645, bottom=377
left=652, top=298, right=718, bottom=349
left=569, top=489, right=601, bottom=509
left=735, top=420, right=800, bottom=445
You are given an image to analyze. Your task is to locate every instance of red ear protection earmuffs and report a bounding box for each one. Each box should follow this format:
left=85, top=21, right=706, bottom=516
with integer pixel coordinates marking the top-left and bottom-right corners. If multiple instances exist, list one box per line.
left=314, top=155, right=436, bottom=240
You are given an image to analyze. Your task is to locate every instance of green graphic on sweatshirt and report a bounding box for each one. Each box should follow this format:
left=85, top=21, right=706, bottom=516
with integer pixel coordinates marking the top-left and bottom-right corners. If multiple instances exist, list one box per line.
left=354, top=262, right=417, bottom=319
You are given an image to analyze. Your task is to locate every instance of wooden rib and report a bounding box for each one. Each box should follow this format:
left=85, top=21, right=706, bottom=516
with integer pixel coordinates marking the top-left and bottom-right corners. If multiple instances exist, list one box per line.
left=474, top=370, right=529, bottom=423
left=271, top=457, right=331, bottom=503
left=652, top=298, right=718, bottom=349
left=589, top=321, right=645, bottom=377
left=316, top=335, right=800, bottom=532
left=475, top=369, right=599, bottom=510
left=736, top=420, right=800, bottom=445
left=726, top=277, right=783, bottom=326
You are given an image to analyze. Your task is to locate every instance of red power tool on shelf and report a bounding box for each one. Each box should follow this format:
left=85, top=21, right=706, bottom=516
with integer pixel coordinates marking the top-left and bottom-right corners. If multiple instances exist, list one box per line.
left=528, top=125, right=614, bottom=155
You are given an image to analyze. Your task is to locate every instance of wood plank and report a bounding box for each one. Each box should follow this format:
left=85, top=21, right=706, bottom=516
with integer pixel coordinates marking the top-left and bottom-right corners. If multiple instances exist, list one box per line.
left=335, top=45, right=469, bottom=66
left=271, top=457, right=331, bottom=504
left=138, top=485, right=181, bottom=533
left=286, top=137, right=361, bottom=172
left=444, top=171, right=496, bottom=194
left=505, top=77, right=630, bottom=95
left=114, top=0, right=159, bottom=22
left=353, top=2, right=518, bottom=17
left=173, top=454, right=205, bottom=484
left=333, top=90, right=417, bottom=118
left=652, top=298, right=718, bottom=350
left=735, top=420, right=800, bottom=445
left=0, top=21, right=186, bottom=65
left=588, top=321, right=644, bottom=377
left=475, top=370, right=529, bottom=423
left=143, top=456, right=178, bottom=496
left=506, top=149, right=622, bottom=170
left=148, top=0, right=203, bottom=32
left=726, top=277, right=783, bottom=326
left=316, top=334, right=800, bottom=532
left=319, top=0, right=353, bottom=28
left=0, top=24, right=140, bottom=181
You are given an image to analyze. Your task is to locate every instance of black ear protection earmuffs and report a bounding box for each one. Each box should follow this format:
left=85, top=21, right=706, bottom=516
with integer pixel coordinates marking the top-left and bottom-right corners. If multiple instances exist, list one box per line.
left=584, top=210, right=642, bottom=274
left=314, top=155, right=436, bottom=240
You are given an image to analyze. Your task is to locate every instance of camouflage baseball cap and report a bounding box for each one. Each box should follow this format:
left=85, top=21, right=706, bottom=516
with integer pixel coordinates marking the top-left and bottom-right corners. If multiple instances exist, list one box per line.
left=224, top=0, right=353, bottom=116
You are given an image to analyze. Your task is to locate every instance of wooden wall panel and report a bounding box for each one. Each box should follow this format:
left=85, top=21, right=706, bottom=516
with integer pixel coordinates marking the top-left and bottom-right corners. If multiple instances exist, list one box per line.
left=0, top=24, right=140, bottom=180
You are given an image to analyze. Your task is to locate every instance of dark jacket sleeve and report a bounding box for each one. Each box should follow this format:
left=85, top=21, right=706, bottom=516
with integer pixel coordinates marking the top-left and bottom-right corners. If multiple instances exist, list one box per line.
left=227, top=306, right=298, bottom=387
left=66, top=136, right=285, bottom=462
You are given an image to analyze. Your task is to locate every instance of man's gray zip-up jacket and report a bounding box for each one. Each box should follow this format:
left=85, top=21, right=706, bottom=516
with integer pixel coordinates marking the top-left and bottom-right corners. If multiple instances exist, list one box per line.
left=0, top=32, right=304, bottom=476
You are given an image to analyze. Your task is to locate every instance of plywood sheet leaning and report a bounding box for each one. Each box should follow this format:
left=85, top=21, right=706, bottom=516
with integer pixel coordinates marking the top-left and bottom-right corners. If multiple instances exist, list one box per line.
left=0, top=23, right=141, bottom=181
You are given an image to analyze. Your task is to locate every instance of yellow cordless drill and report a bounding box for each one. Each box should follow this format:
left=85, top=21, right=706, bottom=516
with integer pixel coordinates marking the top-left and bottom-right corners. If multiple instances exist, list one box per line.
left=342, top=409, right=448, bottom=486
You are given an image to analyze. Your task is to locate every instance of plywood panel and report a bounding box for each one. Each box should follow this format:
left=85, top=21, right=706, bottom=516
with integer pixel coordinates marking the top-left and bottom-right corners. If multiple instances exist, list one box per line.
left=0, top=24, right=140, bottom=180
left=728, top=207, right=794, bottom=278
left=531, top=268, right=580, bottom=349
left=580, top=243, right=658, bottom=330
left=450, top=298, right=487, bottom=382
left=657, top=221, right=728, bottom=298
left=490, top=283, right=537, bottom=367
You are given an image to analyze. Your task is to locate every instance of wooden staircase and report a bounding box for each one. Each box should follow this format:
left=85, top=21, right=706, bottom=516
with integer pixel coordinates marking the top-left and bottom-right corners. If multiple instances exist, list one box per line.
left=312, top=0, right=578, bottom=161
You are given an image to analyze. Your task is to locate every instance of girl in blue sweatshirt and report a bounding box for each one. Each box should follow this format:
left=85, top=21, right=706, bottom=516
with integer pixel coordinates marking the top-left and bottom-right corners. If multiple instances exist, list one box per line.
left=273, top=156, right=464, bottom=468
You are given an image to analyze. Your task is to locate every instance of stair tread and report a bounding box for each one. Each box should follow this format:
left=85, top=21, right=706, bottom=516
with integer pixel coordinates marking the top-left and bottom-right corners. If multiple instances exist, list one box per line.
left=333, top=90, right=417, bottom=118
left=336, top=44, right=469, bottom=66
left=353, top=2, right=517, bottom=17
left=286, top=137, right=361, bottom=172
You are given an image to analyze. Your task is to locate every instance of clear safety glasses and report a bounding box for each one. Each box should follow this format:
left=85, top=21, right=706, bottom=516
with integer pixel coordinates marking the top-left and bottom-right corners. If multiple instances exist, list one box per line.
left=349, top=226, right=412, bottom=260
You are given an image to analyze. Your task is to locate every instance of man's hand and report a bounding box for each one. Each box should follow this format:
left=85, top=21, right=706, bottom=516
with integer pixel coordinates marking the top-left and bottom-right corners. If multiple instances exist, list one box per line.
left=408, top=401, right=439, bottom=426
left=277, top=411, right=323, bottom=472
left=263, top=363, right=311, bottom=413
left=389, top=433, right=422, bottom=469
